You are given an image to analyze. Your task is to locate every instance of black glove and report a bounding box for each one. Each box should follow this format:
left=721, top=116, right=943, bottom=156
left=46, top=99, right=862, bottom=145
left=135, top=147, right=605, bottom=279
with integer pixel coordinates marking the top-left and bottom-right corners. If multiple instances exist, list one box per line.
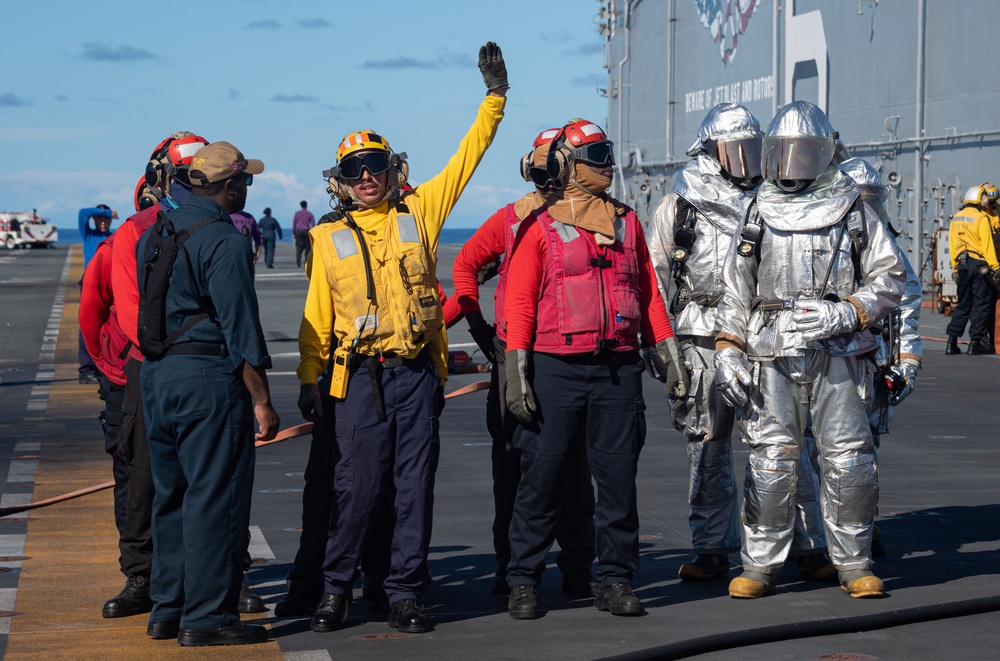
left=641, top=346, right=668, bottom=383
left=477, top=257, right=501, bottom=284
left=989, top=268, right=1000, bottom=292
left=297, top=383, right=324, bottom=422
left=478, top=41, right=508, bottom=91
left=504, top=349, right=536, bottom=425
left=465, top=310, right=498, bottom=363
left=435, top=386, right=446, bottom=416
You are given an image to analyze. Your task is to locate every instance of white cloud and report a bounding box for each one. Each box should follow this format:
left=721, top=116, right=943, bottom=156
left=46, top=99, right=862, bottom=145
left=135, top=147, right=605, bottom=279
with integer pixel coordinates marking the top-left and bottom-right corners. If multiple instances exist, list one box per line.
left=460, top=183, right=525, bottom=211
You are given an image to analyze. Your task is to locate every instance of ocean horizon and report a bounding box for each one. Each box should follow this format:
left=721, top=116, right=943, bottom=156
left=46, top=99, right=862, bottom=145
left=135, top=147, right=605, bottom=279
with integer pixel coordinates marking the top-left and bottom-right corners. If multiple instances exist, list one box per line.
left=53, top=226, right=477, bottom=245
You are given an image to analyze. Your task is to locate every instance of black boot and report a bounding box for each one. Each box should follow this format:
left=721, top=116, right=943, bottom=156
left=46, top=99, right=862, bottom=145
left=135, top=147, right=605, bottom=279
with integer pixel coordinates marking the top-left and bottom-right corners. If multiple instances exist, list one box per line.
left=388, top=599, right=431, bottom=633
left=310, top=593, right=350, bottom=632
left=102, top=574, right=153, bottom=618
left=238, top=578, right=266, bottom=613
left=969, top=337, right=995, bottom=355
left=946, top=335, right=961, bottom=354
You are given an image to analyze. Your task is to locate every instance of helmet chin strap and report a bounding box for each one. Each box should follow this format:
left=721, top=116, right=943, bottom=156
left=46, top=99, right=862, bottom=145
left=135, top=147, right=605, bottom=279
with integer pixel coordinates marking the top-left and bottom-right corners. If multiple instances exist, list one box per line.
left=346, top=183, right=398, bottom=209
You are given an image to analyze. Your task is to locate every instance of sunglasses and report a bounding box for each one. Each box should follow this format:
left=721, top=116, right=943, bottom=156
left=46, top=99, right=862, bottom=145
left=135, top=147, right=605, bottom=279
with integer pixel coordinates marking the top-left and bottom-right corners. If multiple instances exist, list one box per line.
left=339, top=152, right=391, bottom=180
left=569, top=140, right=615, bottom=167
left=227, top=173, right=253, bottom=188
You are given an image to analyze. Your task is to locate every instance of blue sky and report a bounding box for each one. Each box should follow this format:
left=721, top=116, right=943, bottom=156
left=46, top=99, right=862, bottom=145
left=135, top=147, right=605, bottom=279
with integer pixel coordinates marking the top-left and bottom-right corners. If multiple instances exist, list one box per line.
left=0, top=0, right=608, bottom=229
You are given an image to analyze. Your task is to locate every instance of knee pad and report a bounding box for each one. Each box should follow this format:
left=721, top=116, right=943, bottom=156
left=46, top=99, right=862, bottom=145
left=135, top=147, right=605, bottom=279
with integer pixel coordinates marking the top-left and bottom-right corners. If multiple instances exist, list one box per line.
left=823, top=453, right=878, bottom=525
left=742, top=457, right=795, bottom=528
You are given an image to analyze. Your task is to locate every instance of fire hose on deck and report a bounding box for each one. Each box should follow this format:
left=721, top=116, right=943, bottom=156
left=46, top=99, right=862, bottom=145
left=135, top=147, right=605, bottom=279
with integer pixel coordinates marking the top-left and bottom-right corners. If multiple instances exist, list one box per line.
left=0, top=379, right=490, bottom=518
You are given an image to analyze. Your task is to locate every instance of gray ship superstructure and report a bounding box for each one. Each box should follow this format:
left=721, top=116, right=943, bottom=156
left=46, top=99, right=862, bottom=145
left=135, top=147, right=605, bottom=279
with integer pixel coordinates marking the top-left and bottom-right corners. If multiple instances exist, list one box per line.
left=601, top=0, right=1000, bottom=300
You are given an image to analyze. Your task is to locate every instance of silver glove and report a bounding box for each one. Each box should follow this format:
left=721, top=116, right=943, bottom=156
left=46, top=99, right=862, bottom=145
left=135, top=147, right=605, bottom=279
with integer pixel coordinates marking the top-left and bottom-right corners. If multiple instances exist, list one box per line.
left=714, top=347, right=752, bottom=408
left=656, top=337, right=689, bottom=398
left=792, top=299, right=859, bottom=343
left=887, top=359, right=919, bottom=406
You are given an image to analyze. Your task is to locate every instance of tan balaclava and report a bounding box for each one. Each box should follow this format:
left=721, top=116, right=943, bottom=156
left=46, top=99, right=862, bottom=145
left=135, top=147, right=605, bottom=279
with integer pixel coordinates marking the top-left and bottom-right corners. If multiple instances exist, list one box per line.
left=513, top=142, right=555, bottom=220
left=546, top=152, right=619, bottom=245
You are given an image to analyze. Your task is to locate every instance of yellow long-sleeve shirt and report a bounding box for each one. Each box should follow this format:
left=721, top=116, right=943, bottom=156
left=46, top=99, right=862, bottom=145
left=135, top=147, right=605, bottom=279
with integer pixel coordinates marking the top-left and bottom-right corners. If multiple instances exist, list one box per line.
left=949, top=205, right=999, bottom=270
left=297, top=94, right=505, bottom=387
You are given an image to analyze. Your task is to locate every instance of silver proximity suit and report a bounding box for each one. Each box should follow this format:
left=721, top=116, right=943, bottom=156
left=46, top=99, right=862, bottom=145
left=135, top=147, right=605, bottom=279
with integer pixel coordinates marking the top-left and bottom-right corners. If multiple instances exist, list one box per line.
left=649, top=156, right=827, bottom=558
left=717, top=147, right=906, bottom=576
left=834, top=158, right=922, bottom=444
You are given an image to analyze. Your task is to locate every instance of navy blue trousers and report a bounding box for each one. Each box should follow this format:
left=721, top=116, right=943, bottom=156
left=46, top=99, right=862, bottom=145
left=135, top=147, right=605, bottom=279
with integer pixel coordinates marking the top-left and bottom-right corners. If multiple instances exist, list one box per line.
left=287, top=384, right=393, bottom=599
left=507, top=351, right=645, bottom=589
left=947, top=260, right=996, bottom=341
left=262, top=237, right=276, bottom=268
left=487, top=352, right=596, bottom=577
left=322, top=349, right=440, bottom=604
left=142, top=354, right=254, bottom=630
left=97, top=373, right=128, bottom=540
left=119, top=356, right=153, bottom=577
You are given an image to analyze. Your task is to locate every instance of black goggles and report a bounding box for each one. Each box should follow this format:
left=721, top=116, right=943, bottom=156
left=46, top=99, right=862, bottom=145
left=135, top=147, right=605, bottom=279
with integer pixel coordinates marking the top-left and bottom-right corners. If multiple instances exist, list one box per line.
left=338, top=151, right=391, bottom=180
left=569, top=140, right=615, bottom=166
left=529, top=166, right=562, bottom=190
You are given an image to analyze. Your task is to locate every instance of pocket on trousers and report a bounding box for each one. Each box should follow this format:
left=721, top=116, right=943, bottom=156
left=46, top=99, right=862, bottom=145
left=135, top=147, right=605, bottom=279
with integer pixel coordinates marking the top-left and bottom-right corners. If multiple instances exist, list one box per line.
left=743, top=467, right=792, bottom=528
left=830, top=456, right=878, bottom=525
left=160, top=367, right=214, bottom=420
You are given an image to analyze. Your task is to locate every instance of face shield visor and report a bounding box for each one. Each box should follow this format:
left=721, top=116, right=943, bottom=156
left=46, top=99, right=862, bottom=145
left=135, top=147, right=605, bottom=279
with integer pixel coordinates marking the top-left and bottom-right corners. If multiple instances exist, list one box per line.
left=715, top=135, right=763, bottom=182
left=762, top=135, right=835, bottom=188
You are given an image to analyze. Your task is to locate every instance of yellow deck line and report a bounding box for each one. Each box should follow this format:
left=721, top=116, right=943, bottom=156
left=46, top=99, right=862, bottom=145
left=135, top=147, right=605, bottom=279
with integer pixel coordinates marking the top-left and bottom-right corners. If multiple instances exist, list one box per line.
left=5, top=245, right=282, bottom=660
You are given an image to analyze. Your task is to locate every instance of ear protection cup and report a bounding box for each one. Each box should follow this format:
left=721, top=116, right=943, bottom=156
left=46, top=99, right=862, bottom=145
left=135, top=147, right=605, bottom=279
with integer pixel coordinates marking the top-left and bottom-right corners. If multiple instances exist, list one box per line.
left=145, top=160, right=164, bottom=188
left=520, top=152, right=533, bottom=182
left=326, top=176, right=353, bottom=200
left=545, top=145, right=571, bottom=182
left=545, top=127, right=568, bottom=180
left=387, top=152, right=409, bottom=189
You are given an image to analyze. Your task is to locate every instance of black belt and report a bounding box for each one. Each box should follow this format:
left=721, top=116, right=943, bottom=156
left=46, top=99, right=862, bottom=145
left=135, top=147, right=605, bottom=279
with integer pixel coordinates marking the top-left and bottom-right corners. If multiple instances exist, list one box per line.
left=353, top=353, right=404, bottom=369
left=677, top=290, right=724, bottom=308
left=352, top=352, right=405, bottom=422
left=162, top=343, right=227, bottom=357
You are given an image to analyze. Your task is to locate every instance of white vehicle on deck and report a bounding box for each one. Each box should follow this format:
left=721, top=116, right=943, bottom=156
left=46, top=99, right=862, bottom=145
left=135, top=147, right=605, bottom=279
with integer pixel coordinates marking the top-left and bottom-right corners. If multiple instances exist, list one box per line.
left=0, top=211, right=59, bottom=249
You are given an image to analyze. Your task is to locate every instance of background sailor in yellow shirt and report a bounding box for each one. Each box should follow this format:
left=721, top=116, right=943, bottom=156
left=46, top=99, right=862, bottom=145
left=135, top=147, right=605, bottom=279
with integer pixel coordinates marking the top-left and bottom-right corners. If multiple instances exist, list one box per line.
left=945, top=184, right=999, bottom=355
left=295, top=41, right=508, bottom=635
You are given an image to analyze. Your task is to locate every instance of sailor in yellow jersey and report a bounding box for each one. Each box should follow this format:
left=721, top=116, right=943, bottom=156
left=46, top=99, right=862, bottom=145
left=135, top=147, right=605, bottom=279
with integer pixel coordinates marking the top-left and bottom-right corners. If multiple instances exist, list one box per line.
left=296, top=41, right=508, bottom=635
left=945, top=184, right=1000, bottom=355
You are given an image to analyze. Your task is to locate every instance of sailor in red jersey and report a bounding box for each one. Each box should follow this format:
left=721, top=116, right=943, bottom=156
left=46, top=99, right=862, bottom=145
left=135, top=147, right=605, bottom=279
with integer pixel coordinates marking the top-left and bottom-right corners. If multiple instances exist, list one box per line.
left=452, top=128, right=596, bottom=598
left=79, top=230, right=131, bottom=559
left=501, top=119, right=686, bottom=620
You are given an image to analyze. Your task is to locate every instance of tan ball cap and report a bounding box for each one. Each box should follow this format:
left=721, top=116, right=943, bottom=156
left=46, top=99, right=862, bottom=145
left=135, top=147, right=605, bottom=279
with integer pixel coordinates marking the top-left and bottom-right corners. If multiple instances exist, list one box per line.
left=188, top=141, right=264, bottom=186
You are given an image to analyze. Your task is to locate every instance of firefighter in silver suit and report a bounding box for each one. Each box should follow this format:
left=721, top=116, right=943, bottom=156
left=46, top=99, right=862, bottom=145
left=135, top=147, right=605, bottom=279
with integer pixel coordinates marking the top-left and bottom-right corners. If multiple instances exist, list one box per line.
left=836, top=156, right=923, bottom=433
left=648, top=103, right=832, bottom=584
left=715, top=101, right=905, bottom=599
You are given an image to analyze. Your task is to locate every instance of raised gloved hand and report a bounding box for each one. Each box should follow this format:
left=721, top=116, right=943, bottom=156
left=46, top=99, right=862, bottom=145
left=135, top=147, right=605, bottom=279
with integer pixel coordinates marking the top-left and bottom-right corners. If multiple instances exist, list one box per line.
left=714, top=347, right=752, bottom=408
left=504, top=349, right=536, bottom=425
left=478, top=41, right=508, bottom=92
left=466, top=311, right=498, bottom=364
left=886, top=359, right=919, bottom=406
left=656, top=337, right=689, bottom=398
left=297, top=383, right=324, bottom=422
left=792, top=299, right=858, bottom=343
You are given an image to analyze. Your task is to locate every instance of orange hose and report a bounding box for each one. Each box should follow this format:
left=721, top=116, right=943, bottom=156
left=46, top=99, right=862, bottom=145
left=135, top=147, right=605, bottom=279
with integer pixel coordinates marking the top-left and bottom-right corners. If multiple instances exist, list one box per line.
left=0, top=380, right=492, bottom=516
